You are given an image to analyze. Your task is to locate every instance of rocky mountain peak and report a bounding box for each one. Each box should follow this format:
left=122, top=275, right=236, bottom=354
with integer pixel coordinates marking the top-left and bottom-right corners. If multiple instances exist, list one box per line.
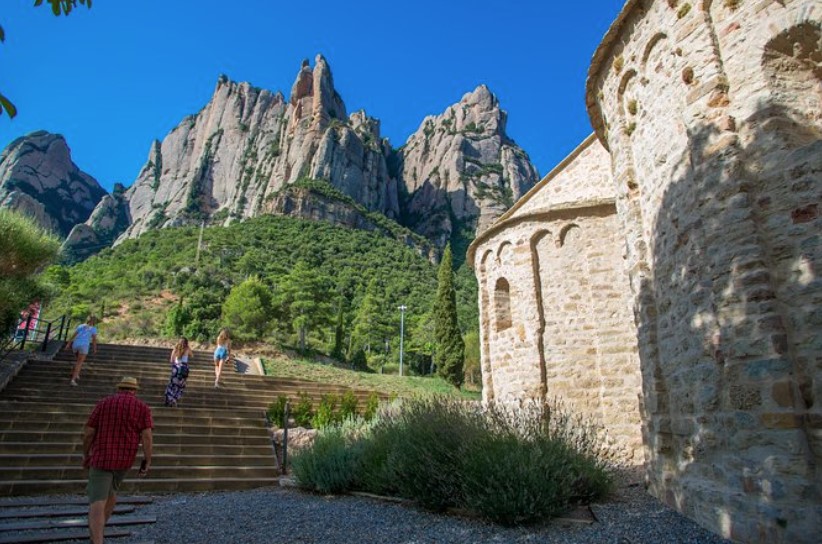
left=2, top=56, right=539, bottom=262
left=290, top=60, right=313, bottom=105
left=0, top=130, right=105, bottom=237
left=398, top=85, right=538, bottom=244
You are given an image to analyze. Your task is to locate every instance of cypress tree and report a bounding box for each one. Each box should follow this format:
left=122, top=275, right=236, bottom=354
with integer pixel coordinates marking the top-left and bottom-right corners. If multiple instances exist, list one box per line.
left=433, top=244, right=465, bottom=387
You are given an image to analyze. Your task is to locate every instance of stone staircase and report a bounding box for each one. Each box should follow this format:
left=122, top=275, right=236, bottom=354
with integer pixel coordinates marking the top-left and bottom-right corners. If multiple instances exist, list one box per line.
left=0, top=343, right=381, bottom=496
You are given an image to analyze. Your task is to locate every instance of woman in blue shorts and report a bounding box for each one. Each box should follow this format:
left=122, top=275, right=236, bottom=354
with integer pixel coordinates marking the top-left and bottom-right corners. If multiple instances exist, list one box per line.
left=65, top=316, right=98, bottom=386
left=213, top=328, right=231, bottom=388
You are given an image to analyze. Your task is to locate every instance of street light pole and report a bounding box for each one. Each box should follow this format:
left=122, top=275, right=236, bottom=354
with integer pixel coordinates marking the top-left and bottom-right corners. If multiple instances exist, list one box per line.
left=398, top=305, right=407, bottom=376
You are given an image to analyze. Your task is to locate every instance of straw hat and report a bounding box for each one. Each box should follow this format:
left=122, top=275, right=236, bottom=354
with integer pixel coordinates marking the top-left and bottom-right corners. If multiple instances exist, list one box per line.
left=117, top=376, right=139, bottom=390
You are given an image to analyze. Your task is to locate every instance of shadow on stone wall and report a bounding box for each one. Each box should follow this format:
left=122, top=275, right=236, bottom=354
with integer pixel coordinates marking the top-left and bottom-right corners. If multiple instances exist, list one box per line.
left=639, top=97, right=820, bottom=539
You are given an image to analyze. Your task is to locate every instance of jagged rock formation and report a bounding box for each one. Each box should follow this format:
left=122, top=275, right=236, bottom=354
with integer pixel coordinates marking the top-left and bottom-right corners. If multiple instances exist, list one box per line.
left=266, top=180, right=435, bottom=261
left=0, top=131, right=106, bottom=236
left=399, top=85, right=539, bottom=246
left=1, top=56, right=539, bottom=260
left=62, top=183, right=131, bottom=263
left=119, top=55, right=398, bottom=240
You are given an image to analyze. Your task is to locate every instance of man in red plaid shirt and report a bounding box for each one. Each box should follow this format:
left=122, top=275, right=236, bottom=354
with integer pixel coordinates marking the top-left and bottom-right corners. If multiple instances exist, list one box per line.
left=83, top=376, right=153, bottom=544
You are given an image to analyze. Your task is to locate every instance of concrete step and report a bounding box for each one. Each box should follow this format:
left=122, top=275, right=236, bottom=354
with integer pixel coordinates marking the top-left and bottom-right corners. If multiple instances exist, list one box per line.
left=0, top=476, right=280, bottom=495
left=0, top=429, right=271, bottom=445
left=0, top=341, right=387, bottom=496
left=0, top=442, right=274, bottom=456
left=0, top=453, right=277, bottom=468
left=0, top=464, right=278, bottom=481
left=19, top=362, right=379, bottom=398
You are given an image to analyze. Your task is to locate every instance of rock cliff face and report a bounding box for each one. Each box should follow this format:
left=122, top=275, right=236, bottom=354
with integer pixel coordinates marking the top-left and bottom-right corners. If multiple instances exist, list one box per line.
left=62, top=183, right=131, bottom=263
left=0, top=131, right=106, bottom=236
left=119, top=55, right=398, bottom=240
left=398, top=85, right=539, bottom=246
left=1, top=56, right=539, bottom=259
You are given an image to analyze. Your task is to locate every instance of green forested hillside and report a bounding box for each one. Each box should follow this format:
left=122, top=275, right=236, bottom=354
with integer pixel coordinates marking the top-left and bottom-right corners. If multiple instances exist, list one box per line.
left=47, top=215, right=478, bottom=375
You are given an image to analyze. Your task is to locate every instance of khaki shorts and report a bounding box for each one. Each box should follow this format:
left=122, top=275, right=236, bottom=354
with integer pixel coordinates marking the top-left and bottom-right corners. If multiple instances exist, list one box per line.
left=87, top=468, right=127, bottom=503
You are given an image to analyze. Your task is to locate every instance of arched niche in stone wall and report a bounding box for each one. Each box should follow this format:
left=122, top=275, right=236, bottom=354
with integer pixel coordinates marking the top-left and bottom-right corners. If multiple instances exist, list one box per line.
left=761, top=21, right=822, bottom=145
left=494, top=277, right=513, bottom=332
left=496, top=240, right=514, bottom=265
left=478, top=248, right=496, bottom=402
left=529, top=229, right=552, bottom=398
left=559, top=223, right=581, bottom=248
left=751, top=20, right=822, bottom=418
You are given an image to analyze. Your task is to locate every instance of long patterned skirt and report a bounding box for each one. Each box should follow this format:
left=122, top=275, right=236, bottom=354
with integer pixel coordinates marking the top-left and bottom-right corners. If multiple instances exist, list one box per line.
left=164, top=362, right=189, bottom=407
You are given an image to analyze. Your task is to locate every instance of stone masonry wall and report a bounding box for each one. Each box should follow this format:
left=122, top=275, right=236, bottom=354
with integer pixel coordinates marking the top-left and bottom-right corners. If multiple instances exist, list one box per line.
left=586, top=0, right=821, bottom=542
left=471, top=136, right=644, bottom=463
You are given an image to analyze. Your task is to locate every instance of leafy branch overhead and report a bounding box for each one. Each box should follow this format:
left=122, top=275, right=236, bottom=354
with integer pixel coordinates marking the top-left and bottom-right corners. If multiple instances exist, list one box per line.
left=1, top=0, right=92, bottom=118
left=35, top=0, right=93, bottom=16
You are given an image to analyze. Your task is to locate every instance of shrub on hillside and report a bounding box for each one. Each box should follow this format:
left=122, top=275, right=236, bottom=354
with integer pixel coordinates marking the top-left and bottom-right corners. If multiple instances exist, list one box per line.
left=292, top=396, right=614, bottom=525
left=339, top=391, right=358, bottom=421
left=222, top=275, right=272, bottom=341
left=311, top=394, right=339, bottom=429
left=363, top=392, right=380, bottom=421
left=0, top=210, right=60, bottom=332
left=267, top=395, right=288, bottom=428
left=292, top=392, right=313, bottom=427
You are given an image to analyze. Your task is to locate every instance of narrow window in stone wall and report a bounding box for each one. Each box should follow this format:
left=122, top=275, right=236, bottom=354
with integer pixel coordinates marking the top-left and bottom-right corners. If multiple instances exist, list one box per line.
left=495, top=277, right=512, bottom=331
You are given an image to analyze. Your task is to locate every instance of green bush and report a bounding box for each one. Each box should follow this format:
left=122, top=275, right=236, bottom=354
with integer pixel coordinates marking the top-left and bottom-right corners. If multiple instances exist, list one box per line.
left=339, top=391, right=358, bottom=421
left=292, top=392, right=313, bottom=427
left=381, top=398, right=480, bottom=511
left=363, top=392, right=379, bottom=421
left=0, top=210, right=60, bottom=332
left=292, top=427, right=356, bottom=494
left=267, top=395, right=288, bottom=428
left=292, top=396, right=614, bottom=524
left=460, top=433, right=576, bottom=525
left=311, top=393, right=339, bottom=429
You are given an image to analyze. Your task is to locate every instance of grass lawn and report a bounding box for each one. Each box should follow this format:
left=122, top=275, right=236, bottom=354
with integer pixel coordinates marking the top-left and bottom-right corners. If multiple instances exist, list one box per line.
left=261, top=356, right=481, bottom=400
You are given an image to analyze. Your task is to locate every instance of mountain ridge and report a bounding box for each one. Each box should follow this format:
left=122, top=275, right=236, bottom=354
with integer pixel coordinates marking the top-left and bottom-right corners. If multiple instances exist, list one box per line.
left=0, top=55, right=540, bottom=260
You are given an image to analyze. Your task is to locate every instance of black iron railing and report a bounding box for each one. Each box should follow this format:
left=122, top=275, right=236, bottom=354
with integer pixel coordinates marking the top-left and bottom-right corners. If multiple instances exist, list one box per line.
left=2, top=314, right=71, bottom=358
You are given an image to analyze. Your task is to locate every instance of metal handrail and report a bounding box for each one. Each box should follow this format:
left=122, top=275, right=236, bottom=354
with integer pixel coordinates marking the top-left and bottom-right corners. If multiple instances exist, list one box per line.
left=2, top=314, right=71, bottom=358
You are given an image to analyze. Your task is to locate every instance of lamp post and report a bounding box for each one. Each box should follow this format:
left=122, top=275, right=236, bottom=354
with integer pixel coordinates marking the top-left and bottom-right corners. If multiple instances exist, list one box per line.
left=398, top=305, right=407, bottom=376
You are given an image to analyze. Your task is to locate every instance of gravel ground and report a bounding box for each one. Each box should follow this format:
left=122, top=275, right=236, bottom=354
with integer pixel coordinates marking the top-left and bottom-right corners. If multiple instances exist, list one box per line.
left=112, top=480, right=733, bottom=544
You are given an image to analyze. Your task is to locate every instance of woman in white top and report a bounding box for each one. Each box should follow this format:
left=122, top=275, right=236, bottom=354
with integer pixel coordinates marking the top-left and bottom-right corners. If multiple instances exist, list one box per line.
left=164, top=337, right=193, bottom=407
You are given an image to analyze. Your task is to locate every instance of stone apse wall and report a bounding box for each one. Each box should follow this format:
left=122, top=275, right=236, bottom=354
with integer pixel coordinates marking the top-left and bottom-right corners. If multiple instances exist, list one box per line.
left=471, top=0, right=820, bottom=542
left=583, top=0, right=820, bottom=542
left=469, top=135, right=645, bottom=464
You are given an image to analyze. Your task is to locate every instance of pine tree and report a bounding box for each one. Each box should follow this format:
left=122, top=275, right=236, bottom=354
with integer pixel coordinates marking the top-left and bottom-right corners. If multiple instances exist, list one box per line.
left=276, top=261, right=333, bottom=352
left=331, top=297, right=346, bottom=360
left=351, top=278, right=393, bottom=369
left=222, top=275, right=272, bottom=341
left=433, top=244, right=465, bottom=387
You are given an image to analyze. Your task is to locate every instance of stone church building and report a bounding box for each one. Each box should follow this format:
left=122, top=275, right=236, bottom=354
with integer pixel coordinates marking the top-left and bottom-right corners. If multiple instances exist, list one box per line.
left=469, top=1, right=821, bottom=542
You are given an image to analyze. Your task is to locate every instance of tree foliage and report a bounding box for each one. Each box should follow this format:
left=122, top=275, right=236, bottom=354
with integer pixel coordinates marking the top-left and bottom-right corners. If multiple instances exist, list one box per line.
left=222, top=275, right=273, bottom=341
left=433, top=244, right=465, bottom=387
left=47, top=215, right=479, bottom=371
left=0, top=210, right=60, bottom=331
left=350, top=278, right=394, bottom=371
left=276, top=261, right=332, bottom=352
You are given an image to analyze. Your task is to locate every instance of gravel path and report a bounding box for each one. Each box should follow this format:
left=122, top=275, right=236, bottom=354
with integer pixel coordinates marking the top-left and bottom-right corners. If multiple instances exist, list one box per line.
left=115, top=481, right=733, bottom=544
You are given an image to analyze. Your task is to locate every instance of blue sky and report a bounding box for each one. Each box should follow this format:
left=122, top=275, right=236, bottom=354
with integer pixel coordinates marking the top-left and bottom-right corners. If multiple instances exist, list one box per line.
left=1, top=0, right=625, bottom=193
